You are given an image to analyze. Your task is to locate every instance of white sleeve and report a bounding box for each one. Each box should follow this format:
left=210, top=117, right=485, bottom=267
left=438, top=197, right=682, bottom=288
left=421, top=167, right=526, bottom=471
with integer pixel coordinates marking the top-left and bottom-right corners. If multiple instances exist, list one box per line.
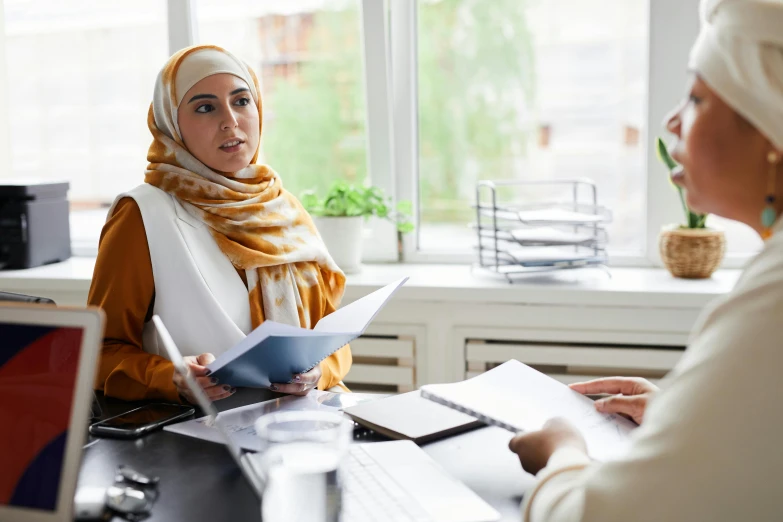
left=521, top=447, right=590, bottom=521
left=520, top=244, right=783, bottom=522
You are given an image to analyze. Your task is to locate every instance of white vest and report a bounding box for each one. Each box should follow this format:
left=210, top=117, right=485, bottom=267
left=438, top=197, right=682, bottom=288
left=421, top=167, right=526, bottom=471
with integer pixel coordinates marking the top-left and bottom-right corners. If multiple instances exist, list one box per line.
left=110, top=184, right=252, bottom=359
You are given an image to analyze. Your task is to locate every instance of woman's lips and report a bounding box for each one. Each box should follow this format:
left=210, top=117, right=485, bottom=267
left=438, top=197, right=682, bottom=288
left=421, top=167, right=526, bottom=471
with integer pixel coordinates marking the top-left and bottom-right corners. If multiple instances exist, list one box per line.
left=670, top=165, right=685, bottom=186
left=219, top=140, right=243, bottom=153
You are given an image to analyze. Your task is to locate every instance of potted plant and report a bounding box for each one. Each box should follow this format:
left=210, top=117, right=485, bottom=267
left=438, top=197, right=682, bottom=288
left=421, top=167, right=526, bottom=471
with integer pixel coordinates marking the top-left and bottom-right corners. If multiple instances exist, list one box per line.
left=656, top=137, right=726, bottom=278
left=301, top=181, right=414, bottom=274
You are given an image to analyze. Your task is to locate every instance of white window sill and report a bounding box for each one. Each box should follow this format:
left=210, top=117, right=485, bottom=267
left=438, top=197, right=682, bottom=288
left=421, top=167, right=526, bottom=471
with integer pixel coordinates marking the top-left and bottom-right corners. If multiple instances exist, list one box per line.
left=0, top=257, right=740, bottom=311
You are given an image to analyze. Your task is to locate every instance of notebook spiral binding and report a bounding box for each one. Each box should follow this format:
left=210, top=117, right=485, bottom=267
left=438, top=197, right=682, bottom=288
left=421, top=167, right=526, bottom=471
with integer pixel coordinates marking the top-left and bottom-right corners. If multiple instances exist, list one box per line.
left=419, top=388, right=520, bottom=434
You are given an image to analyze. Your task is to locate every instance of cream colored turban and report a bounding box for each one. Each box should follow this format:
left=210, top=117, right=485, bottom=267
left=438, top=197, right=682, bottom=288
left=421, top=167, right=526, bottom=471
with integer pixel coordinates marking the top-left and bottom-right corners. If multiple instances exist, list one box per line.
left=689, top=0, right=783, bottom=149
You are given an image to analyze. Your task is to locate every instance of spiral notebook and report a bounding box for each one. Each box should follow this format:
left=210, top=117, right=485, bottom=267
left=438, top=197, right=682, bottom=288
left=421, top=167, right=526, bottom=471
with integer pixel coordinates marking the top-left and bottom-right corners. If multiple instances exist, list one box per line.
left=205, top=277, right=408, bottom=388
left=420, top=360, right=637, bottom=461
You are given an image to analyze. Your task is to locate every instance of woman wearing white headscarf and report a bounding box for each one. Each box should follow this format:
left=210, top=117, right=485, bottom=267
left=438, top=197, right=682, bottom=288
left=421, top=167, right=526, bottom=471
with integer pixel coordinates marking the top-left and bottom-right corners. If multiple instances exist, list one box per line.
left=508, top=0, right=783, bottom=520
left=88, top=45, right=351, bottom=403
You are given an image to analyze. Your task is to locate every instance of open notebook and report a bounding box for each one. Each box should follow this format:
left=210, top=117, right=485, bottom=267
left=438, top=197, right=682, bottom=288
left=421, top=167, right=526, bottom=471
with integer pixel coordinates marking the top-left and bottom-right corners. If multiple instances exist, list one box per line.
left=204, top=277, right=408, bottom=387
left=420, top=360, right=637, bottom=461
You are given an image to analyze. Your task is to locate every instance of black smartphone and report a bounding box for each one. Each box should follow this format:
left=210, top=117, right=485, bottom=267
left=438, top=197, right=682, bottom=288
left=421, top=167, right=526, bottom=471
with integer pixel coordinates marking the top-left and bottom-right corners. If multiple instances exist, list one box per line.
left=89, top=403, right=195, bottom=439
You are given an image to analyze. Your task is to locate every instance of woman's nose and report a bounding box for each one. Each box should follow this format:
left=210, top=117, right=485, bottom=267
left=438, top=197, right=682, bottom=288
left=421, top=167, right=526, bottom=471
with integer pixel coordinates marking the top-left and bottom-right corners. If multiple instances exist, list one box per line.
left=221, top=110, right=239, bottom=130
left=663, top=104, right=683, bottom=136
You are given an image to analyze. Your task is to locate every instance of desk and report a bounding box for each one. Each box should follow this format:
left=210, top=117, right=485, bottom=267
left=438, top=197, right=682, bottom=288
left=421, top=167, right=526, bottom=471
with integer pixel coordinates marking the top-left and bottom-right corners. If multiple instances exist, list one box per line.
left=78, top=390, right=534, bottom=521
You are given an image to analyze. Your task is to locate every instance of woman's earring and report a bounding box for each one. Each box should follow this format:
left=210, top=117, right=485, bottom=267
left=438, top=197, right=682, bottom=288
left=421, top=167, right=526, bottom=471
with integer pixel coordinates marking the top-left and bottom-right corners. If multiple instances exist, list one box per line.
left=761, top=151, right=780, bottom=240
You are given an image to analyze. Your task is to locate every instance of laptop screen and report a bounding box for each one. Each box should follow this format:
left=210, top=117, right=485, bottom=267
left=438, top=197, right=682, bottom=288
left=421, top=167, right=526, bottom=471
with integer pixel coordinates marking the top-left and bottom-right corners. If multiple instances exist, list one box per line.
left=0, top=323, right=84, bottom=512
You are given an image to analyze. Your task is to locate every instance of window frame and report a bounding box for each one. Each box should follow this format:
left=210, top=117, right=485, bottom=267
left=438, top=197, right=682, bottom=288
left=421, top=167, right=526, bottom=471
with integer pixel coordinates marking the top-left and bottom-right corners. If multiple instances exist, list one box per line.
left=358, top=0, right=399, bottom=262
left=168, top=0, right=198, bottom=55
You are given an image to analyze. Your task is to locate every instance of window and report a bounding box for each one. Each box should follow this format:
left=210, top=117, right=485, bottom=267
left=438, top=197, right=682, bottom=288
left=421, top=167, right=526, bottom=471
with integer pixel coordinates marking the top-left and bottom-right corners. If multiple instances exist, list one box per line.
left=3, top=0, right=168, bottom=202
left=414, top=0, right=648, bottom=255
left=0, top=0, right=764, bottom=265
left=194, top=0, right=369, bottom=199
left=2, top=0, right=169, bottom=253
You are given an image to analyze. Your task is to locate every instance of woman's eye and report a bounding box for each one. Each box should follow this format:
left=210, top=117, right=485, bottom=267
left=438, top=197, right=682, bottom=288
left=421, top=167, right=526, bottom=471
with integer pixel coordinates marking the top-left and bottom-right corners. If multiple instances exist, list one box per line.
left=235, top=97, right=250, bottom=106
left=195, top=104, right=214, bottom=113
left=688, top=94, right=702, bottom=105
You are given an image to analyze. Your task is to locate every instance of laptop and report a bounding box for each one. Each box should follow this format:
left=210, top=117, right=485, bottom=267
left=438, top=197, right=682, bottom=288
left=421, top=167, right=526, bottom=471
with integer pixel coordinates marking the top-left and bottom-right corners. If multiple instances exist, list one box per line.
left=0, top=303, right=104, bottom=522
left=0, top=293, right=102, bottom=421
left=153, top=315, right=500, bottom=522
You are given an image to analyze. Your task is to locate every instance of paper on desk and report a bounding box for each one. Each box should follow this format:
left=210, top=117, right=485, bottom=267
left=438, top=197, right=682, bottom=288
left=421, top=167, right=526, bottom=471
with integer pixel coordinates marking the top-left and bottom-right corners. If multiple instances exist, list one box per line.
left=420, top=360, right=637, bottom=461
left=164, top=391, right=382, bottom=452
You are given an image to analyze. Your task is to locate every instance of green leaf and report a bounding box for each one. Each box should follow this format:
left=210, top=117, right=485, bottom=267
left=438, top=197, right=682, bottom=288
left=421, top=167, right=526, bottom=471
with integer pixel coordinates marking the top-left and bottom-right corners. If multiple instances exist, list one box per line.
left=300, top=190, right=320, bottom=213
left=347, top=191, right=364, bottom=206
left=396, top=200, right=413, bottom=215
left=676, top=185, right=692, bottom=228
left=300, top=180, right=414, bottom=235
left=656, top=137, right=678, bottom=171
left=657, top=136, right=709, bottom=229
left=397, top=222, right=415, bottom=234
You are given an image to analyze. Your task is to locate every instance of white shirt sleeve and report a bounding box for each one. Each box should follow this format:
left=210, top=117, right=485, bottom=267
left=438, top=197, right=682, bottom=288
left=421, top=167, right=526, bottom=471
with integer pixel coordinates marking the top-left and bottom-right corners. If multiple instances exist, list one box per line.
left=520, top=236, right=783, bottom=522
left=521, top=448, right=590, bottom=521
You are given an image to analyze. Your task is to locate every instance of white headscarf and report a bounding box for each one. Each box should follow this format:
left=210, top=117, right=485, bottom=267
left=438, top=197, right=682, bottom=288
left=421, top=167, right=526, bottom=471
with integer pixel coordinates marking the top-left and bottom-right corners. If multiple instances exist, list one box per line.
left=145, top=45, right=344, bottom=330
left=689, top=0, right=783, bottom=149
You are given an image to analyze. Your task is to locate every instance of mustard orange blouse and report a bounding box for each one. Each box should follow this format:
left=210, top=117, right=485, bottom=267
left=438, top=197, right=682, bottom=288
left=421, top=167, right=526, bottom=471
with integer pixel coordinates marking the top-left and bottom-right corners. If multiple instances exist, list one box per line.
left=88, top=197, right=352, bottom=402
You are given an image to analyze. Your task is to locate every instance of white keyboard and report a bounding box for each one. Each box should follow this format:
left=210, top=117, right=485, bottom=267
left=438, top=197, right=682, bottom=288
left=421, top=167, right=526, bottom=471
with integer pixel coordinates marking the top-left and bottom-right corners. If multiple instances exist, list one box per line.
left=342, top=445, right=434, bottom=522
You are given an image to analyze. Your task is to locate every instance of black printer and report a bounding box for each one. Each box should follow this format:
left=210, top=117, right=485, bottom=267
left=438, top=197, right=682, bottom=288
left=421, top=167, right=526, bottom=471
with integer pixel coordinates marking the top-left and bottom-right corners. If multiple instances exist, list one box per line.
left=0, top=181, right=71, bottom=269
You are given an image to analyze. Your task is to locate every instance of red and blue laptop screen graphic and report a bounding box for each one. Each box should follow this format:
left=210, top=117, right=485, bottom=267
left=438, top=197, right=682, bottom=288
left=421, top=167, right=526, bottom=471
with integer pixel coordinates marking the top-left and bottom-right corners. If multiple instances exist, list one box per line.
left=0, top=323, right=84, bottom=512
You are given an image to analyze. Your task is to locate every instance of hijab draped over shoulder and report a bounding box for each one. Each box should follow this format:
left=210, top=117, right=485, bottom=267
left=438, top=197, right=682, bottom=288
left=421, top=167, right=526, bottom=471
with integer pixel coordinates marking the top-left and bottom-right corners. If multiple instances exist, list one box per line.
left=145, top=45, right=345, bottom=329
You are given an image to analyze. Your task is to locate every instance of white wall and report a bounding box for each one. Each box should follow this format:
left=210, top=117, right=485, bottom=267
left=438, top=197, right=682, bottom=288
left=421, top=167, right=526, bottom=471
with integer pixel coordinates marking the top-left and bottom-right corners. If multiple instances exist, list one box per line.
left=0, top=0, right=11, bottom=178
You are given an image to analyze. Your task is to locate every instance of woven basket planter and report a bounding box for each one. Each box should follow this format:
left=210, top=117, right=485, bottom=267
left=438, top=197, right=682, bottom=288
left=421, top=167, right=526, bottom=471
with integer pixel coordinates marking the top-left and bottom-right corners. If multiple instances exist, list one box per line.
left=659, top=226, right=726, bottom=279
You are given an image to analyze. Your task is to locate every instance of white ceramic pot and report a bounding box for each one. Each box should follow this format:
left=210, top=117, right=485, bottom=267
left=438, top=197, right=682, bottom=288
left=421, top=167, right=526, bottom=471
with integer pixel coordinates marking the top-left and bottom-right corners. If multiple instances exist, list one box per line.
left=313, top=216, right=364, bottom=274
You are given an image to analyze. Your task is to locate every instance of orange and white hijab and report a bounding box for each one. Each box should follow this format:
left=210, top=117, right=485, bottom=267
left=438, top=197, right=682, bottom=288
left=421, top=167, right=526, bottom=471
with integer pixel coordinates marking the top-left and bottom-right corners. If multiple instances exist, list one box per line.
left=145, top=45, right=344, bottom=329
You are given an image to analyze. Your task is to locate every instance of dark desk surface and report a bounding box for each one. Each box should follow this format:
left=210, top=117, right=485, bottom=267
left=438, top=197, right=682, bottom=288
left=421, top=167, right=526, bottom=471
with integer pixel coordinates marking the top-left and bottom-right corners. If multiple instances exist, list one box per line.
left=78, top=390, right=533, bottom=522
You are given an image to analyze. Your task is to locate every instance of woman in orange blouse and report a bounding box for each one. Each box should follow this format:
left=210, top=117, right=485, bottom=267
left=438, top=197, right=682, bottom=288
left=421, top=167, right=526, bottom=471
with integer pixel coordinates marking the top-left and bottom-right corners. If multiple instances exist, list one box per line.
left=89, top=45, right=351, bottom=403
